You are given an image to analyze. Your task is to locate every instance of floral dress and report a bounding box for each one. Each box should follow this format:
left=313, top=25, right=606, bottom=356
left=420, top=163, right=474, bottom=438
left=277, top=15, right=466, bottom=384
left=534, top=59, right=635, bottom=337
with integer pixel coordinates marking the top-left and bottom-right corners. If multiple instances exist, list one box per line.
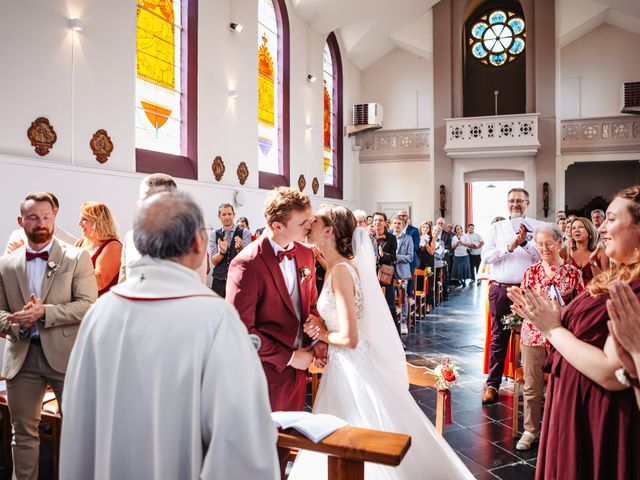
left=520, top=261, right=584, bottom=347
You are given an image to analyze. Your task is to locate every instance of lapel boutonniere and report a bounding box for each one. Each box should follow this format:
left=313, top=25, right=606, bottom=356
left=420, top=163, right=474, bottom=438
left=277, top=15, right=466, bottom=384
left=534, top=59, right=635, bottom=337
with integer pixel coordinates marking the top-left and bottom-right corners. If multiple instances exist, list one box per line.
left=46, top=260, right=60, bottom=278
left=299, top=266, right=311, bottom=282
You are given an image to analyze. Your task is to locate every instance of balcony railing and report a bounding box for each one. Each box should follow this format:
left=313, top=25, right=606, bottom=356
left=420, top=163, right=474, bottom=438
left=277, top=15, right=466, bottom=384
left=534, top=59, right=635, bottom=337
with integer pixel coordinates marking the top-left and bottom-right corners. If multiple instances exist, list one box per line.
left=561, top=116, right=640, bottom=154
left=444, top=113, right=540, bottom=159
left=355, top=128, right=429, bottom=163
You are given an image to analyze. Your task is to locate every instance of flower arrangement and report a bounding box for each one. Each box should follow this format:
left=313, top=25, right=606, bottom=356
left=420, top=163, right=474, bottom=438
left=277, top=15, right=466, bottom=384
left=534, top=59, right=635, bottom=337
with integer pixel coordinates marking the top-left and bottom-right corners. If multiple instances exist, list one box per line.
left=299, top=266, right=311, bottom=281
left=501, top=312, right=523, bottom=331
left=397, top=279, right=408, bottom=290
left=433, top=357, right=460, bottom=390
left=424, top=266, right=433, bottom=276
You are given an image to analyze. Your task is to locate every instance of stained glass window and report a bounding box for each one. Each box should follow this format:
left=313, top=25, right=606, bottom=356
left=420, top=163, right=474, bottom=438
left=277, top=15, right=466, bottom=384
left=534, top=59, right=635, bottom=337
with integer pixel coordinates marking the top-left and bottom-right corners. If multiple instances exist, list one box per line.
left=135, top=0, right=182, bottom=155
left=323, top=43, right=335, bottom=186
left=258, top=0, right=280, bottom=175
left=469, top=9, right=525, bottom=67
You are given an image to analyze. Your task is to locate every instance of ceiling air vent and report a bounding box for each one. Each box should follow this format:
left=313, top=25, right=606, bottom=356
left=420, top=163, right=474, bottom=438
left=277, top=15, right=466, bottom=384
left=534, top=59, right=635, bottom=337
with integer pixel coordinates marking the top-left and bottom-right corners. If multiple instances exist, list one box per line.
left=345, top=103, right=383, bottom=137
left=621, top=81, right=640, bottom=115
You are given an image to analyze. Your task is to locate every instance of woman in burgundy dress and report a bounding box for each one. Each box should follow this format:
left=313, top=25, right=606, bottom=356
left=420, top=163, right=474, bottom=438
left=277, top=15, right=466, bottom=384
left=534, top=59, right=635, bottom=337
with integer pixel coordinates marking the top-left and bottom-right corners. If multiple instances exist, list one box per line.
left=509, top=185, right=640, bottom=480
left=75, top=202, right=122, bottom=296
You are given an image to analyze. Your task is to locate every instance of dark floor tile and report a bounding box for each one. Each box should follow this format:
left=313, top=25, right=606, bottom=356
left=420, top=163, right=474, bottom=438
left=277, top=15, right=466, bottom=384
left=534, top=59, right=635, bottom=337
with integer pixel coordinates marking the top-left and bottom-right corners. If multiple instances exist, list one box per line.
left=474, top=471, right=500, bottom=480
left=482, top=402, right=515, bottom=422
left=458, top=452, right=489, bottom=475
left=443, top=428, right=488, bottom=450
left=490, top=461, right=536, bottom=480
left=457, top=442, right=522, bottom=471
left=469, top=421, right=514, bottom=444
left=493, top=437, right=540, bottom=462
left=447, top=408, right=492, bottom=428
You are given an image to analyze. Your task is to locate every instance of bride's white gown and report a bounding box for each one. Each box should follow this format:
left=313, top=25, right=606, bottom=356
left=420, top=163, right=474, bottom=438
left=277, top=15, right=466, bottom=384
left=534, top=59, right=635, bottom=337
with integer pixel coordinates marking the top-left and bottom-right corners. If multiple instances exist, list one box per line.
left=289, top=262, right=473, bottom=480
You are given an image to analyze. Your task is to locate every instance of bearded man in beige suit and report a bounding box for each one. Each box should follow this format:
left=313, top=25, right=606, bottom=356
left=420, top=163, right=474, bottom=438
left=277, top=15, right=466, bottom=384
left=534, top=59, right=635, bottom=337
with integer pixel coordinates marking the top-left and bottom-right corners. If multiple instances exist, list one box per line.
left=0, top=192, right=97, bottom=480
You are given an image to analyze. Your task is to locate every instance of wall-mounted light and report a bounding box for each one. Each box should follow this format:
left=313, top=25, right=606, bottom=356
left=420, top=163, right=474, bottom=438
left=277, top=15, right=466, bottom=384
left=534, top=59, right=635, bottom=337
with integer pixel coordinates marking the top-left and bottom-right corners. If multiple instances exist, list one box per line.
left=228, top=90, right=238, bottom=99
left=307, top=74, right=317, bottom=83
left=68, top=18, right=85, bottom=32
left=229, top=22, right=244, bottom=33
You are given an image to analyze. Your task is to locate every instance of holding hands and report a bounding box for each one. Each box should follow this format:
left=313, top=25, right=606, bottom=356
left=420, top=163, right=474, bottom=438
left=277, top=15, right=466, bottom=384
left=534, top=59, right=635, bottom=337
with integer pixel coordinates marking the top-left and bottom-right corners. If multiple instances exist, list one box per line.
left=304, top=314, right=328, bottom=342
left=507, top=286, right=563, bottom=336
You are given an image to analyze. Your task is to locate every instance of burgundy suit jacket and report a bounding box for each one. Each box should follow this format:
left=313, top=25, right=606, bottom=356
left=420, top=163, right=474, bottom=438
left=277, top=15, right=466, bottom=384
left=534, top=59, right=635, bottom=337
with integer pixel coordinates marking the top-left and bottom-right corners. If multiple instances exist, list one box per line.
left=226, top=235, right=319, bottom=386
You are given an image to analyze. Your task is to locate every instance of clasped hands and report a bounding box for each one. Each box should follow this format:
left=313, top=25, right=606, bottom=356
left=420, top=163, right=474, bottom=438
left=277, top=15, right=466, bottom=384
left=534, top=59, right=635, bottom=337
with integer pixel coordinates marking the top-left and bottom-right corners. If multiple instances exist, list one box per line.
left=506, top=286, right=562, bottom=336
left=290, top=314, right=329, bottom=370
left=7, top=294, right=44, bottom=329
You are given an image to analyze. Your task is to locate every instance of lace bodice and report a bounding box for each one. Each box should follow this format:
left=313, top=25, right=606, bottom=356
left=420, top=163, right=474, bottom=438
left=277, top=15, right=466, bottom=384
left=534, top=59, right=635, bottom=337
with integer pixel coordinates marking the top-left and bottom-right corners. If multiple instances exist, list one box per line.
left=317, top=262, right=364, bottom=333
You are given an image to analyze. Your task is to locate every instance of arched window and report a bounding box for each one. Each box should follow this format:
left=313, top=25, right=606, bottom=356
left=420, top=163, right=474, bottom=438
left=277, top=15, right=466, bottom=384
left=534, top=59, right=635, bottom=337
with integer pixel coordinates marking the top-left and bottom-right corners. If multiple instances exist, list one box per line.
left=463, top=2, right=526, bottom=117
left=323, top=32, right=343, bottom=199
left=258, top=0, right=290, bottom=189
left=135, top=0, right=198, bottom=179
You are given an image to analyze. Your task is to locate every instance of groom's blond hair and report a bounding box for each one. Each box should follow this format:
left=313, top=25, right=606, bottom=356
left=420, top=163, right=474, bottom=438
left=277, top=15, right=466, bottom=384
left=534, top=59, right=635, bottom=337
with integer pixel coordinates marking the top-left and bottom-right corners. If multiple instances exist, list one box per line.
left=263, top=187, right=311, bottom=226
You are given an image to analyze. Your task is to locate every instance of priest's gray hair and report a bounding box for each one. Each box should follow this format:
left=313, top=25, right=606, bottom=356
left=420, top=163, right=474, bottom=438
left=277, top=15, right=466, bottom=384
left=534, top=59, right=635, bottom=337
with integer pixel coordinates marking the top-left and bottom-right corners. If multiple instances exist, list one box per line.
left=134, top=191, right=204, bottom=259
left=533, top=222, right=564, bottom=243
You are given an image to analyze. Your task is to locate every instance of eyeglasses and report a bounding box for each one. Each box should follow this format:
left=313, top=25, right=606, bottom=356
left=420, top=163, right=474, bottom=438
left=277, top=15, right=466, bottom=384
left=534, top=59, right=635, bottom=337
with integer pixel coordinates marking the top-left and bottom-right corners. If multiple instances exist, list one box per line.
left=507, top=199, right=527, bottom=205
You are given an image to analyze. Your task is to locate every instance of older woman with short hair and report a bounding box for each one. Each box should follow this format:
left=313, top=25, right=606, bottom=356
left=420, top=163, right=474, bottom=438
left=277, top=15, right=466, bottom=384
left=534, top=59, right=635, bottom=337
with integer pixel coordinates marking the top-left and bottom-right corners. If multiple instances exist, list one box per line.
left=515, top=222, right=584, bottom=451
left=75, top=201, right=122, bottom=296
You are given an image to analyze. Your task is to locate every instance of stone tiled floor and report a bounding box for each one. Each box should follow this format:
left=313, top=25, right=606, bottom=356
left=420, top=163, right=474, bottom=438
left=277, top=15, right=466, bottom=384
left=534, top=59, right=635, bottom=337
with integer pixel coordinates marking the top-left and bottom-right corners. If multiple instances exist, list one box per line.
left=405, top=283, right=537, bottom=480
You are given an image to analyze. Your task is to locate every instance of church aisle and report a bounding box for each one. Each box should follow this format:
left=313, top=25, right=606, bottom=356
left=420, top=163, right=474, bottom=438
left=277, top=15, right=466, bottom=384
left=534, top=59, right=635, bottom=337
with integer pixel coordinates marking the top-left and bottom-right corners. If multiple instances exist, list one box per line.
left=405, top=284, right=536, bottom=480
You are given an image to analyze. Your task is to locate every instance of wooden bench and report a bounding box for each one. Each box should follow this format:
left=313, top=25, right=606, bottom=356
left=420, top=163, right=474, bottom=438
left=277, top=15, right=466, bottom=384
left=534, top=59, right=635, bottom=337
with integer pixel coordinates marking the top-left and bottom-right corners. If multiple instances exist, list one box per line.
left=309, top=363, right=448, bottom=435
left=278, top=425, right=411, bottom=480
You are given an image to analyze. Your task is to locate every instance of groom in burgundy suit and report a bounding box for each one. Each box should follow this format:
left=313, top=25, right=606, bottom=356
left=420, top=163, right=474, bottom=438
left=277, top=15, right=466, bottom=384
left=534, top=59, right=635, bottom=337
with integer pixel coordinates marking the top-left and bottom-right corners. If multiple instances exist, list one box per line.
left=226, top=187, right=326, bottom=475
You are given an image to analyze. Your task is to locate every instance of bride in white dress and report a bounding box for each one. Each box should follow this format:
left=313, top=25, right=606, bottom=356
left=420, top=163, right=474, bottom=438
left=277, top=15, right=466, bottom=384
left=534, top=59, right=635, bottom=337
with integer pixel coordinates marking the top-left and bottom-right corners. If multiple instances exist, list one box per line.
left=288, top=205, right=473, bottom=480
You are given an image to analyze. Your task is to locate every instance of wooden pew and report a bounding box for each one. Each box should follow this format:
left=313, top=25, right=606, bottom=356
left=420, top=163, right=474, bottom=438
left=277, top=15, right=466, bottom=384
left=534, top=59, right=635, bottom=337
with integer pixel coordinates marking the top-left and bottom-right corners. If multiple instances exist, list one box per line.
left=278, top=425, right=411, bottom=480
left=309, top=363, right=448, bottom=435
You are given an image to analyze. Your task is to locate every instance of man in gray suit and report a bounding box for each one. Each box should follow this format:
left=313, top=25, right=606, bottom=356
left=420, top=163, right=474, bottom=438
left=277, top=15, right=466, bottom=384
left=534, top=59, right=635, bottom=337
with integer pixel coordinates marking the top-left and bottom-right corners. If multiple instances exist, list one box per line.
left=0, top=192, right=97, bottom=480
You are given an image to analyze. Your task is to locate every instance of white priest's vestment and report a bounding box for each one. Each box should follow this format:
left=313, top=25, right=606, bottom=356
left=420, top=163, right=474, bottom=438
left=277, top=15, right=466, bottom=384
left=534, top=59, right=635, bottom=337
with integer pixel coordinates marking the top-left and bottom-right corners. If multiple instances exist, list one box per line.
left=59, top=256, right=279, bottom=480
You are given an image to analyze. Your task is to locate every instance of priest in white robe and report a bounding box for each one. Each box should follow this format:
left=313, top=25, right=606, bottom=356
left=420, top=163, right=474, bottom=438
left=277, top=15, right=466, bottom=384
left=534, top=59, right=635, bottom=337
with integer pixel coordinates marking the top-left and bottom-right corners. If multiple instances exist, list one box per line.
left=59, top=191, right=279, bottom=480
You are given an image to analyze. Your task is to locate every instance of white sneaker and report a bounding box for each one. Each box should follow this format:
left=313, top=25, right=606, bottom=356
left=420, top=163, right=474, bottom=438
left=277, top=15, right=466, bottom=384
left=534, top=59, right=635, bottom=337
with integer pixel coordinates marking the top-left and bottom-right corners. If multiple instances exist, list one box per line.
left=516, top=431, right=537, bottom=451
left=400, top=324, right=408, bottom=335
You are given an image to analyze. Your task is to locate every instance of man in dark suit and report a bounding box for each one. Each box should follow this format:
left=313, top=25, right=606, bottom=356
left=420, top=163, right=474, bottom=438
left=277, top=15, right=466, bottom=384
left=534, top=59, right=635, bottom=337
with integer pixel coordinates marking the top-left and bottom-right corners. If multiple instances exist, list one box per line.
left=372, top=212, right=398, bottom=331
left=397, top=209, right=420, bottom=298
left=0, top=192, right=97, bottom=479
left=226, top=187, right=327, bottom=478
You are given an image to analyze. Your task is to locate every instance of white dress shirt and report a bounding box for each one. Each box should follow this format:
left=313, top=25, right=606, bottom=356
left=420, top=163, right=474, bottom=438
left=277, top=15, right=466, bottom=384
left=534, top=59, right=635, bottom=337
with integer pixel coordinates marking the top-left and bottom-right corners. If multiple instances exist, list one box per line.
left=268, top=237, right=298, bottom=296
left=25, top=240, right=54, bottom=337
left=481, top=218, right=542, bottom=284
left=467, top=233, right=484, bottom=255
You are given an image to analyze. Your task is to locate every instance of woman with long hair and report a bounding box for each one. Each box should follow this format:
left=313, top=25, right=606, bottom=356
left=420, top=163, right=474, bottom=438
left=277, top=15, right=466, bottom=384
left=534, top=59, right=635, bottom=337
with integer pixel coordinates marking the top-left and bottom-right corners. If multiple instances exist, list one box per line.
left=509, top=186, right=640, bottom=479
left=288, top=205, right=472, bottom=480
left=570, top=216, right=608, bottom=284
left=75, top=202, right=122, bottom=296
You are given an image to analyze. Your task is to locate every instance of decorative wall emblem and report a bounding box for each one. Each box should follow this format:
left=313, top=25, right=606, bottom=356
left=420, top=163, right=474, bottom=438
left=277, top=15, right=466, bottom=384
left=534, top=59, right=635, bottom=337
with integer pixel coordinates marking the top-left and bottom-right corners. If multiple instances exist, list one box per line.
left=237, top=162, right=249, bottom=185
left=212, top=156, right=225, bottom=181
left=89, top=129, right=114, bottom=164
left=27, top=117, right=57, bottom=156
left=439, top=185, right=446, bottom=218
left=311, top=177, right=320, bottom=195
left=298, top=174, right=306, bottom=192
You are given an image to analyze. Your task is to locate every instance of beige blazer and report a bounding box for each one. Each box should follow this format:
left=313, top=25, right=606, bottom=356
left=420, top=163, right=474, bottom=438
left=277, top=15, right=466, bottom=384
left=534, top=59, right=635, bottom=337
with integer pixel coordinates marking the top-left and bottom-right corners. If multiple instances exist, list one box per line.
left=0, top=239, right=98, bottom=379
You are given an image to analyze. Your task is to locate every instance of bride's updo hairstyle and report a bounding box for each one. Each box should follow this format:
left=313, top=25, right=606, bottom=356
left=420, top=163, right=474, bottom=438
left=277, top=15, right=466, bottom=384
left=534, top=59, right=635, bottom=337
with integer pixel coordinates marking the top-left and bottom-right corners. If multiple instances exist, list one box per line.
left=589, top=185, right=640, bottom=296
left=317, top=205, right=357, bottom=258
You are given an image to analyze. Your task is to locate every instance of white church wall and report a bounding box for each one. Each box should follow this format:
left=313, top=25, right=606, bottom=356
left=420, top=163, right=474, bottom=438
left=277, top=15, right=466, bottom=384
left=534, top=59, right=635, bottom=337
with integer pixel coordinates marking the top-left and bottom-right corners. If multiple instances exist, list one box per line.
left=359, top=161, right=431, bottom=225
left=0, top=0, right=359, bottom=242
left=360, top=49, right=433, bottom=130
left=560, top=24, right=640, bottom=119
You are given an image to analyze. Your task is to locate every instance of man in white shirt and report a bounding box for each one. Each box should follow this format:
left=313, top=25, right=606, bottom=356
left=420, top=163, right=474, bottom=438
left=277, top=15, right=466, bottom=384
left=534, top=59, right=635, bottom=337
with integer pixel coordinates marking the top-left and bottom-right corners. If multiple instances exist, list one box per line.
left=60, top=191, right=279, bottom=479
left=480, top=188, right=542, bottom=404
left=466, top=224, right=484, bottom=286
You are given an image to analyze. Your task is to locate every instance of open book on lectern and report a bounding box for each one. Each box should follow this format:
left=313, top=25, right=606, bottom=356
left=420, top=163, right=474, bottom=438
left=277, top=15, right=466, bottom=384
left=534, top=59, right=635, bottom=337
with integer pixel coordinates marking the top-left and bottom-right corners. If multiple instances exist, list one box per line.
left=272, top=411, right=348, bottom=443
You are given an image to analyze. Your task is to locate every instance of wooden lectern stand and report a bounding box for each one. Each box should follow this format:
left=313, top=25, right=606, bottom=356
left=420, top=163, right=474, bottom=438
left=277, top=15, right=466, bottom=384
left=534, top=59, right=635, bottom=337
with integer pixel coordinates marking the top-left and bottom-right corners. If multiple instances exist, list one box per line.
left=278, top=426, right=411, bottom=480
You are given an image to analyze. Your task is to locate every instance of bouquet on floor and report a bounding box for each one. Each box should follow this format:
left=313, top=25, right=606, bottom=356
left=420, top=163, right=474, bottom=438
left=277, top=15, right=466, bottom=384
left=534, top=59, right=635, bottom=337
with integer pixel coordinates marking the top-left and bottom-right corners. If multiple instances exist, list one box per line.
left=433, top=357, right=460, bottom=390
left=500, top=312, right=523, bottom=331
